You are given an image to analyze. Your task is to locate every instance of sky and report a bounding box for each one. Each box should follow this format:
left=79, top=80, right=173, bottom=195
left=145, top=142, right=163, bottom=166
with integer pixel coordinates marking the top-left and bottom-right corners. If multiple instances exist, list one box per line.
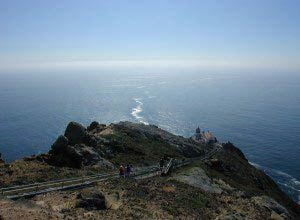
left=0, top=0, right=300, bottom=72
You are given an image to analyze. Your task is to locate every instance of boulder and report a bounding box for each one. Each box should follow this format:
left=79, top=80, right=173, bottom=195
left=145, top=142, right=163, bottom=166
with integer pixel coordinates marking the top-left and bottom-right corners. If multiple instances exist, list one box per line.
left=48, top=144, right=102, bottom=168
left=51, top=135, right=69, bottom=152
left=76, top=189, right=121, bottom=210
left=87, top=121, right=106, bottom=132
left=87, top=121, right=100, bottom=131
left=76, top=191, right=106, bottom=210
left=64, top=122, right=87, bottom=145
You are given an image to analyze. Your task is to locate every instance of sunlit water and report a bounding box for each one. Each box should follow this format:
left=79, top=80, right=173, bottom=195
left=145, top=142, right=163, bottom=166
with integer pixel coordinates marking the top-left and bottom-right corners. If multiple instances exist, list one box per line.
left=0, top=70, right=299, bottom=202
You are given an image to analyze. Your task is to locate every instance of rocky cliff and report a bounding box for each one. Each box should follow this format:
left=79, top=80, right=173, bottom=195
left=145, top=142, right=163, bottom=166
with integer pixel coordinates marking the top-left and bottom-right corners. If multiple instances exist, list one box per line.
left=0, top=121, right=299, bottom=220
left=46, top=121, right=206, bottom=168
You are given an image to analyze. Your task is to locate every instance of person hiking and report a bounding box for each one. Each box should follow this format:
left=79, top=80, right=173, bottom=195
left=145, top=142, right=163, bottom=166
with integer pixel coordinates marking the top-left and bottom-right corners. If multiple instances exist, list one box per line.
left=159, top=157, right=165, bottom=175
left=160, top=158, right=165, bottom=169
left=130, top=164, right=134, bottom=176
left=119, top=165, right=125, bottom=178
left=126, top=164, right=131, bottom=177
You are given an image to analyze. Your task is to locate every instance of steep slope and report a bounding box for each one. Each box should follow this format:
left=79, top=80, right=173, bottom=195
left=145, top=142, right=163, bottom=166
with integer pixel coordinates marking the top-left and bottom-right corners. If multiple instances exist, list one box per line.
left=202, top=142, right=300, bottom=218
left=0, top=121, right=299, bottom=220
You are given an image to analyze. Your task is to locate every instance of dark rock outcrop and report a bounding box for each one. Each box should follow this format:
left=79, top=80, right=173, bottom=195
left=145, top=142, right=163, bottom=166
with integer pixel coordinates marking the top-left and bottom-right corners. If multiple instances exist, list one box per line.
left=0, top=152, right=4, bottom=164
left=84, top=134, right=98, bottom=148
left=206, top=158, right=237, bottom=172
left=223, top=141, right=247, bottom=161
left=87, top=121, right=100, bottom=131
left=51, top=135, right=69, bottom=152
left=47, top=121, right=116, bottom=168
left=64, top=122, right=87, bottom=145
left=49, top=144, right=102, bottom=168
left=207, top=159, right=226, bottom=171
left=87, top=121, right=106, bottom=133
left=76, top=189, right=121, bottom=210
left=76, top=191, right=107, bottom=210
left=47, top=120, right=206, bottom=168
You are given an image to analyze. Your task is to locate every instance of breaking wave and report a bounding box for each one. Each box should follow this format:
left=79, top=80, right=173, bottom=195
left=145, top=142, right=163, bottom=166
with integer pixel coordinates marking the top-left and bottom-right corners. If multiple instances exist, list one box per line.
left=250, top=162, right=300, bottom=203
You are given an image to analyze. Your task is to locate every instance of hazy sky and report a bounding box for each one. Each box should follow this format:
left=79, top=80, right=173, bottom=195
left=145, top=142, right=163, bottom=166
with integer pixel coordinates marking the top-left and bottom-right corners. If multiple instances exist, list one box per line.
left=0, top=0, right=299, bottom=71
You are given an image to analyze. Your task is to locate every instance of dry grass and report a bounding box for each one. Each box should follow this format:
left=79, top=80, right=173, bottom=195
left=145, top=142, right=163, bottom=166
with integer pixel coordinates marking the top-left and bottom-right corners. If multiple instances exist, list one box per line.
left=0, top=159, right=111, bottom=187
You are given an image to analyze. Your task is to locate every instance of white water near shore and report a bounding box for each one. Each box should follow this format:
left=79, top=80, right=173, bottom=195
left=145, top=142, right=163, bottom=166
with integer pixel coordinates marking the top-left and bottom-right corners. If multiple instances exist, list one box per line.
left=247, top=162, right=300, bottom=203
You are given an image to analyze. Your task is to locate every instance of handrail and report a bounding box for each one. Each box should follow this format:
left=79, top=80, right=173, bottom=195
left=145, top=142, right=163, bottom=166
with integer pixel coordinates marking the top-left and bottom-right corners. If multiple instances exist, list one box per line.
left=0, top=167, right=155, bottom=196
left=162, top=158, right=173, bottom=175
left=1, top=167, right=159, bottom=199
left=0, top=165, right=157, bottom=193
left=1, top=145, right=222, bottom=199
left=0, top=172, right=116, bottom=191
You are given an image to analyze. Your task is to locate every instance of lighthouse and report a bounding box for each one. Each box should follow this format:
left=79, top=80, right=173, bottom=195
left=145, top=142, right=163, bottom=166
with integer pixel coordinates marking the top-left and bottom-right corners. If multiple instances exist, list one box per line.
left=194, top=126, right=202, bottom=141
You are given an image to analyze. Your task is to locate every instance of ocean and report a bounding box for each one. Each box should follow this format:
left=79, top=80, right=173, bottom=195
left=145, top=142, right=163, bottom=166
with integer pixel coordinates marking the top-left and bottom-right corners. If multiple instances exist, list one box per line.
left=0, top=70, right=299, bottom=202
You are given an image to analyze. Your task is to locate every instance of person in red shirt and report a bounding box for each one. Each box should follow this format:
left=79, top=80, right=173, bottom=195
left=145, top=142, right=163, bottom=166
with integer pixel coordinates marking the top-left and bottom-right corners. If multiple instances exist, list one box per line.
left=119, top=165, right=125, bottom=178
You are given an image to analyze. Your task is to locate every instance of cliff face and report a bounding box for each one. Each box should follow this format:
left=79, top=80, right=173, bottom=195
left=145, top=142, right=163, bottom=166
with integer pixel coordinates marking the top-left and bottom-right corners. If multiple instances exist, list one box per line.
left=0, top=121, right=299, bottom=220
left=202, top=142, right=300, bottom=218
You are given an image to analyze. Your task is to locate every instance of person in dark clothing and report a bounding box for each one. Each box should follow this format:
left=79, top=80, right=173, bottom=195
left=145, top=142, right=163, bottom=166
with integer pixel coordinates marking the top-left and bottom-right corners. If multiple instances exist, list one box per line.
left=126, top=164, right=131, bottom=177
left=159, top=158, right=165, bottom=171
left=130, top=164, right=134, bottom=176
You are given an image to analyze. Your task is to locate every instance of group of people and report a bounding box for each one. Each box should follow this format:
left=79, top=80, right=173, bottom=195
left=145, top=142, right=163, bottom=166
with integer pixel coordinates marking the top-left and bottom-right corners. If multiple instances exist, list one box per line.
left=159, top=156, right=169, bottom=171
left=118, top=156, right=171, bottom=178
left=119, top=164, right=134, bottom=177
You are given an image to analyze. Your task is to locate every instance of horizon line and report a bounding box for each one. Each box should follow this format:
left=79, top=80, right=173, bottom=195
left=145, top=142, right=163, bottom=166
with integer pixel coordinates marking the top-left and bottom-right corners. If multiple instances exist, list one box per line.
left=0, top=59, right=299, bottom=72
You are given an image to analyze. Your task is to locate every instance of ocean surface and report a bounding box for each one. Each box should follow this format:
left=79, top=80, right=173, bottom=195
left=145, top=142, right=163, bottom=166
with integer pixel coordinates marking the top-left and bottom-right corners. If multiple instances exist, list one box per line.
left=0, top=70, right=299, bottom=202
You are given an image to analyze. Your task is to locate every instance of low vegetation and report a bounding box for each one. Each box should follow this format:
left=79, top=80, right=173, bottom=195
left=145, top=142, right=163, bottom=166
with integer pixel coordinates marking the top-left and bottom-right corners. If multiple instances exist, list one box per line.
left=0, top=121, right=299, bottom=219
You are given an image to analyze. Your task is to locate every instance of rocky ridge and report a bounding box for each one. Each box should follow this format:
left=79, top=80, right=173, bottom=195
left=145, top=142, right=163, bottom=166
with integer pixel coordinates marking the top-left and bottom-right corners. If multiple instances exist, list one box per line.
left=0, top=121, right=299, bottom=220
left=44, top=121, right=206, bottom=168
